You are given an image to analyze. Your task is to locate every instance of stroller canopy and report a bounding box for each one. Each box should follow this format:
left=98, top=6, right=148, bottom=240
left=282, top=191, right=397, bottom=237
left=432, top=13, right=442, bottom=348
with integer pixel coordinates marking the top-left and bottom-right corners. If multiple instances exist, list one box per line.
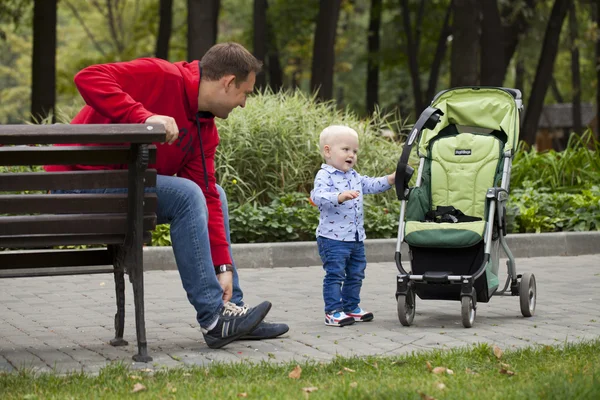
left=418, top=87, right=520, bottom=156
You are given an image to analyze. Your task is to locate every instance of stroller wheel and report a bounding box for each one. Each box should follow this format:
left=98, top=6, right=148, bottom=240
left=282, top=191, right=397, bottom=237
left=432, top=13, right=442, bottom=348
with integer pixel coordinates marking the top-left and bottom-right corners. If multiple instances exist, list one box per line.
left=461, top=289, right=476, bottom=328
left=397, top=289, right=416, bottom=326
left=519, top=273, right=536, bottom=317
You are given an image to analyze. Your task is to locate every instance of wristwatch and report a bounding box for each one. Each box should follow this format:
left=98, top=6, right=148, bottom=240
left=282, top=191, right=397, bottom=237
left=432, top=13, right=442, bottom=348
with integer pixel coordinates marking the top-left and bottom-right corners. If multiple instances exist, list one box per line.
left=215, top=264, right=234, bottom=274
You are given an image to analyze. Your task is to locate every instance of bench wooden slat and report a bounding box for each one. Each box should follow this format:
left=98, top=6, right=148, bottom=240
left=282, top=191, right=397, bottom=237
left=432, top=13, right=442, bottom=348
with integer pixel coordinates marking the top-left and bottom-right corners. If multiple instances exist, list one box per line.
left=0, top=124, right=166, bottom=145
left=0, top=213, right=157, bottom=235
left=0, top=193, right=157, bottom=214
left=0, top=170, right=157, bottom=192
left=0, top=146, right=157, bottom=166
left=0, top=268, right=116, bottom=278
left=0, top=249, right=112, bottom=269
left=0, top=232, right=152, bottom=248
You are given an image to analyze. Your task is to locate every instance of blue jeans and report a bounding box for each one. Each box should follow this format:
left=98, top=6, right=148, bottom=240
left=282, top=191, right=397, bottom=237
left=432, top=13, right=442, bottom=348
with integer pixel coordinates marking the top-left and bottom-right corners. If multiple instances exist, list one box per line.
left=55, top=175, right=245, bottom=329
left=316, top=236, right=367, bottom=314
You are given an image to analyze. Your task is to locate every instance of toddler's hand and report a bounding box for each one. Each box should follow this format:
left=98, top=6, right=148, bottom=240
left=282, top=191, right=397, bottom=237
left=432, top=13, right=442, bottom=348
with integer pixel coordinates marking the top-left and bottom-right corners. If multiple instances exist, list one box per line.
left=388, top=171, right=396, bottom=185
left=338, top=190, right=360, bottom=203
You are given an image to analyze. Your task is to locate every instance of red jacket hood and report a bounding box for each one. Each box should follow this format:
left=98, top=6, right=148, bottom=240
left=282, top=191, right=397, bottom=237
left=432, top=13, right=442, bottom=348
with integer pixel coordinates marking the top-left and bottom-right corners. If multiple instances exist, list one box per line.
left=173, top=61, right=200, bottom=120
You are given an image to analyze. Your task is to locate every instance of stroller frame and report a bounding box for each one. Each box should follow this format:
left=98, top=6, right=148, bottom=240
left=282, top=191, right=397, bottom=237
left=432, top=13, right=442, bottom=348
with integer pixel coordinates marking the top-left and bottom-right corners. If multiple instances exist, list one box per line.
left=393, top=87, right=536, bottom=327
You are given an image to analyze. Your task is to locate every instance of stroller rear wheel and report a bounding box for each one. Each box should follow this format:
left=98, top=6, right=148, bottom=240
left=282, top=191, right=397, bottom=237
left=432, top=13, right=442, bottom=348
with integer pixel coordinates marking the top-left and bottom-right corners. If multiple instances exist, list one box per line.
left=519, top=273, right=536, bottom=317
left=397, top=288, right=416, bottom=326
left=461, top=289, right=477, bottom=328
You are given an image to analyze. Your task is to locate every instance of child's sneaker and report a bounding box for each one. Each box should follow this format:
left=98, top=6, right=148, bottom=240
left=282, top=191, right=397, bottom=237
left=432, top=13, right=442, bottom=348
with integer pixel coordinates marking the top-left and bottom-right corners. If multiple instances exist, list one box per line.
left=346, top=307, right=374, bottom=322
left=324, top=311, right=355, bottom=327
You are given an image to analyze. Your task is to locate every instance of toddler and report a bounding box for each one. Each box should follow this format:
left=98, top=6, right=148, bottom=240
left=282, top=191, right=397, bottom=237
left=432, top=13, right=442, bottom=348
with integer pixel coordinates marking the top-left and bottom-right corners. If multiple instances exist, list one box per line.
left=310, top=125, right=395, bottom=327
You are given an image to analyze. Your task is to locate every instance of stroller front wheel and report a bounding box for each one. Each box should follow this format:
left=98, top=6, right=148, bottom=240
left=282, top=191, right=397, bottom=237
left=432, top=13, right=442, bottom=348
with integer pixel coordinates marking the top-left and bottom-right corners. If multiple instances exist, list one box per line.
left=397, top=289, right=416, bottom=326
left=461, top=289, right=477, bottom=328
left=519, top=273, right=536, bottom=317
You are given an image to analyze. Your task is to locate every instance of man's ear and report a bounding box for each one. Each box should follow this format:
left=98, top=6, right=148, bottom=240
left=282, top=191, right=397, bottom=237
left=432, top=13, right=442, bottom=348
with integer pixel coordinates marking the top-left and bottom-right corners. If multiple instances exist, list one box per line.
left=222, top=75, right=236, bottom=90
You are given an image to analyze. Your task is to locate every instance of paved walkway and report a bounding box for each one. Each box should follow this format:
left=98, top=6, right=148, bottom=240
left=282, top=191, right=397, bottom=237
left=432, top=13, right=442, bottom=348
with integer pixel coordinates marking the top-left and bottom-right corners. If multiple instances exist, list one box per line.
left=0, top=254, right=598, bottom=374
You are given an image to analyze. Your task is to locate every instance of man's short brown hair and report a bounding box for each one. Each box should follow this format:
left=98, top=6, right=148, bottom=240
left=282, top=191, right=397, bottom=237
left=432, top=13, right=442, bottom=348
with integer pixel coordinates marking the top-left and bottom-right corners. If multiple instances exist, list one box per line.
left=200, top=42, right=263, bottom=85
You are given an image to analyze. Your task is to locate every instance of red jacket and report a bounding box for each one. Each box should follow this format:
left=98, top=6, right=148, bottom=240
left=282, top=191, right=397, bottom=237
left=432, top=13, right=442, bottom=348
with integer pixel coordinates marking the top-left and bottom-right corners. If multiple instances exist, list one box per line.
left=44, top=58, right=232, bottom=265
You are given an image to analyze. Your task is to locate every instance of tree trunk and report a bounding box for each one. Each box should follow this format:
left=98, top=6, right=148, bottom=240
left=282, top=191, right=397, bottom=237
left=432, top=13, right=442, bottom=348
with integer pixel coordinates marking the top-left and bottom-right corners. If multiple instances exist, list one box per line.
left=521, top=0, right=570, bottom=146
left=480, top=0, right=504, bottom=86
left=401, top=0, right=425, bottom=116
left=266, top=19, right=283, bottom=91
left=156, top=0, right=173, bottom=60
left=366, top=0, right=382, bottom=114
left=596, top=0, right=600, bottom=139
left=253, top=0, right=268, bottom=90
left=569, top=1, right=581, bottom=136
left=425, top=1, right=452, bottom=102
left=515, top=56, right=525, bottom=93
left=31, top=0, right=57, bottom=123
left=310, top=0, right=342, bottom=101
left=450, top=0, right=479, bottom=87
left=550, top=78, right=564, bottom=103
left=187, top=0, right=220, bottom=61
left=501, top=0, right=537, bottom=84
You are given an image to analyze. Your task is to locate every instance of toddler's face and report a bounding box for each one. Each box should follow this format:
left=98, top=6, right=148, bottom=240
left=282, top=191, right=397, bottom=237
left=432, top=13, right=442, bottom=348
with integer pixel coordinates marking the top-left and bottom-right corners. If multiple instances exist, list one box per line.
left=325, top=133, right=359, bottom=172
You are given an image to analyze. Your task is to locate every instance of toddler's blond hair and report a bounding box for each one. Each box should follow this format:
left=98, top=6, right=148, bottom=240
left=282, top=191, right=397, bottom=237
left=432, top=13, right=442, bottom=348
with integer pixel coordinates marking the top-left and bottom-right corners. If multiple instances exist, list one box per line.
left=318, top=125, right=359, bottom=154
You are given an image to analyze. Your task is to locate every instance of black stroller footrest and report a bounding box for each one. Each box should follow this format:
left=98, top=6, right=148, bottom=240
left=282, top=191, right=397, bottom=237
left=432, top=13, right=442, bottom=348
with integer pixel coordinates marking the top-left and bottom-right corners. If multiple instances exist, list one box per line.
left=422, top=271, right=451, bottom=283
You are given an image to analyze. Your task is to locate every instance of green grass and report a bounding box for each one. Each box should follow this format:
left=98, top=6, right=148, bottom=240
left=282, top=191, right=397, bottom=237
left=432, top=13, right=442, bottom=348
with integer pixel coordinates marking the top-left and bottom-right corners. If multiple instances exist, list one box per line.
left=1, top=340, right=599, bottom=399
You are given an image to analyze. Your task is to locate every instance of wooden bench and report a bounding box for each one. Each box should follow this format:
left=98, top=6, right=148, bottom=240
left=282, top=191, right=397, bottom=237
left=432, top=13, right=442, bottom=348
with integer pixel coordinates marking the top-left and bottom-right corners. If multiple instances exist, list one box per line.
left=0, top=124, right=166, bottom=362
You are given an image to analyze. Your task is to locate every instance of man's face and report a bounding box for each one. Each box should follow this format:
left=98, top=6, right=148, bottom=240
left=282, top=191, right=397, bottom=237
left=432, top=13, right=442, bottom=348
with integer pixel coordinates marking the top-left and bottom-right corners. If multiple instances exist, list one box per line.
left=213, top=72, right=256, bottom=119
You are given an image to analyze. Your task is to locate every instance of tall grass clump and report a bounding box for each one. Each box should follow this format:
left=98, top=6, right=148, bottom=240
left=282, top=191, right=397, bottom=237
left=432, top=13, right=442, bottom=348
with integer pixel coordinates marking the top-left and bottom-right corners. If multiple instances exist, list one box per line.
left=511, top=130, right=600, bottom=190
left=216, top=89, right=407, bottom=205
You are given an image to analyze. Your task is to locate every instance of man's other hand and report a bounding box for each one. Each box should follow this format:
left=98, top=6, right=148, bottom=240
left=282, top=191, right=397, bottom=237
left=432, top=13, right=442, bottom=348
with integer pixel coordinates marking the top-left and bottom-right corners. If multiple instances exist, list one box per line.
left=145, top=115, right=179, bottom=144
left=217, top=271, right=233, bottom=303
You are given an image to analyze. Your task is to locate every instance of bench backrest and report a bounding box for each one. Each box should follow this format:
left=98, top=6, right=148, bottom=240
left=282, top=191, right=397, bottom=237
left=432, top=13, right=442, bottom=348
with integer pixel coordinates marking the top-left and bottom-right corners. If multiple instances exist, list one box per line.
left=0, top=124, right=166, bottom=276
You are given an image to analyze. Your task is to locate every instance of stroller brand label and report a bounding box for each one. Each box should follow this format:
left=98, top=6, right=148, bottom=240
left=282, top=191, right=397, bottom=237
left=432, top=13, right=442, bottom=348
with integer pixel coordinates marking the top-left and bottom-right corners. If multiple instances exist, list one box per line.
left=455, top=149, right=471, bottom=155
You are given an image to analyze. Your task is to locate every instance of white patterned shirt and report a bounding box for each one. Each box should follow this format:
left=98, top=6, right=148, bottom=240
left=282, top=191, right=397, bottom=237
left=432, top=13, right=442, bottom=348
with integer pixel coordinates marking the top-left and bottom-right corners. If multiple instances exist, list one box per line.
left=310, top=163, right=392, bottom=241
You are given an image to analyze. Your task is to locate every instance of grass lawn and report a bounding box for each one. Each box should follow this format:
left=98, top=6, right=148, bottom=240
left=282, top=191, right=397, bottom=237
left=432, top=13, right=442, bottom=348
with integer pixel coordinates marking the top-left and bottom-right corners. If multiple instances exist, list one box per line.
left=0, top=340, right=598, bottom=399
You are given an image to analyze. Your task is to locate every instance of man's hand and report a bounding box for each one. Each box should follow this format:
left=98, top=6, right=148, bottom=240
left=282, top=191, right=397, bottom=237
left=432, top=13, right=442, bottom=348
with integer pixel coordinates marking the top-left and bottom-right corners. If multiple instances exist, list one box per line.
left=145, top=115, right=179, bottom=145
left=338, top=190, right=360, bottom=203
left=217, top=271, right=233, bottom=303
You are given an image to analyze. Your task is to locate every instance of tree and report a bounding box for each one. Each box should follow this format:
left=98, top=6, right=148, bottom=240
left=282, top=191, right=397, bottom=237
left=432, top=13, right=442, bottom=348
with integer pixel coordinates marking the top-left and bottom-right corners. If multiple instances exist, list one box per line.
left=450, top=0, right=479, bottom=87
left=311, top=0, right=342, bottom=101
left=366, top=0, right=382, bottom=114
left=400, top=0, right=425, bottom=114
left=156, top=0, right=173, bottom=60
left=253, top=0, right=268, bottom=89
left=188, top=0, right=220, bottom=61
left=31, top=0, right=57, bottom=123
left=595, top=0, right=600, bottom=139
left=521, top=0, right=570, bottom=146
left=569, top=1, right=581, bottom=136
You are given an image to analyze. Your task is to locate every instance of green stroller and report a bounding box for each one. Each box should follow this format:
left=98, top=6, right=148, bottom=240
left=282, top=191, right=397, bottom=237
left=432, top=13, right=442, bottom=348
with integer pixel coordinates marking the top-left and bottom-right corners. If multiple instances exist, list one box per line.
left=394, top=87, right=537, bottom=328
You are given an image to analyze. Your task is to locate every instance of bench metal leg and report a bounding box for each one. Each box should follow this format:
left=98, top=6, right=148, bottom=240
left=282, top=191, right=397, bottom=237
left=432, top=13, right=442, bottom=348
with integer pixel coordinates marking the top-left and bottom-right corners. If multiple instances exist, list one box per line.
left=129, top=264, right=152, bottom=362
left=108, top=245, right=128, bottom=346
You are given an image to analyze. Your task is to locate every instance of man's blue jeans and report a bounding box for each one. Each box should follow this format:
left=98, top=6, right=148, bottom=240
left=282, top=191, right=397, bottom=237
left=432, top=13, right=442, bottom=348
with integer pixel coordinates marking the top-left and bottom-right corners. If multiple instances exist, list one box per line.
left=56, top=174, right=245, bottom=329
left=316, top=236, right=367, bottom=314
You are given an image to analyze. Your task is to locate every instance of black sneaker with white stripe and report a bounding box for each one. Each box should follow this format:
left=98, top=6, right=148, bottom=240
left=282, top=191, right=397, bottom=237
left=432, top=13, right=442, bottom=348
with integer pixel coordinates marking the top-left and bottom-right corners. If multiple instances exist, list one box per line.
left=202, top=301, right=271, bottom=349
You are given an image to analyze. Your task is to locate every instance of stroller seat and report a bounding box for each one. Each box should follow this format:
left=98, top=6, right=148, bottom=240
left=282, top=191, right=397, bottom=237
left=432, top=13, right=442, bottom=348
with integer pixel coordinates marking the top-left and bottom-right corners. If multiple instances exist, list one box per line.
left=405, top=128, right=503, bottom=249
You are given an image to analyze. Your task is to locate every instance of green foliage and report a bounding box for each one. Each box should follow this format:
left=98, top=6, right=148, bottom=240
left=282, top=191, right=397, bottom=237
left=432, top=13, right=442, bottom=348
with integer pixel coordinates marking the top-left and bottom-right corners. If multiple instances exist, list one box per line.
left=215, top=89, right=406, bottom=205
left=511, top=131, right=600, bottom=190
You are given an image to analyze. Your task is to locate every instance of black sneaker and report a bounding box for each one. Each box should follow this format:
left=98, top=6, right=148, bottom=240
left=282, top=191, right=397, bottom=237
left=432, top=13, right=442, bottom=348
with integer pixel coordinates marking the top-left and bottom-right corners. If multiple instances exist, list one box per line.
left=233, top=304, right=290, bottom=340
left=202, top=301, right=271, bottom=349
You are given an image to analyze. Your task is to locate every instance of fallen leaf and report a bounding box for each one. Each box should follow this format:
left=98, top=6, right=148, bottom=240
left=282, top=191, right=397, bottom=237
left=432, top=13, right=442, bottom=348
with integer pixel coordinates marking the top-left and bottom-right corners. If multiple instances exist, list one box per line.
left=139, top=368, right=153, bottom=373
left=500, top=363, right=511, bottom=369
left=132, top=383, right=146, bottom=393
left=129, top=375, right=142, bottom=380
left=350, top=382, right=358, bottom=388
left=100, top=282, right=106, bottom=287
left=426, top=361, right=433, bottom=371
left=289, top=365, right=302, bottom=379
left=432, top=367, right=446, bottom=374
left=465, top=368, right=478, bottom=375
left=418, top=391, right=437, bottom=400
left=337, top=371, right=344, bottom=375
left=167, top=383, right=177, bottom=393
left=343, top=367, right=355, bottom=373
left=302, top=387, right=318, bottom=393
left=436, top=382, right=446, bottom=390
left=446, top=368, right=454, bottom=375
left=237, top=393, right=248, bottom=398
left=183, top=373, right=191, bottom=377
left=500, top=368, right=515, bottom=376
left=493, top=345, right=503, bottom=359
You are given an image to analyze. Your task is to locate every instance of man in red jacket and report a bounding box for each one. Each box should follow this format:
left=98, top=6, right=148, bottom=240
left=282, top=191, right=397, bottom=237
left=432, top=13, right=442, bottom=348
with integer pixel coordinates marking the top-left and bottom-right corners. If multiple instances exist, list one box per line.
left=45, top=42, right=288, bottom=349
